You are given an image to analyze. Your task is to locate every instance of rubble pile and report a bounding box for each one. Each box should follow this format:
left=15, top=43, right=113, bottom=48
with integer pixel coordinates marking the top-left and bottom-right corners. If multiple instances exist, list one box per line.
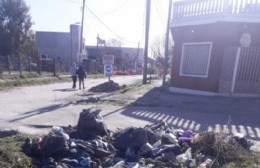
left=23, top=108, right=256, bottom=168
left=89, top=81, right=125, bottom=92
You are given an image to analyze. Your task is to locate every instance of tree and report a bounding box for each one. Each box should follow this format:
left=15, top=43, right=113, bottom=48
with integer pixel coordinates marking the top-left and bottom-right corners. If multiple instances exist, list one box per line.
left=106, top=38, right=123, bottom=47
left=104, top=38, right=124, bottom=70
left=150, top=36, right=173, bottom=70
left=0, top=0, right=34, bottom=57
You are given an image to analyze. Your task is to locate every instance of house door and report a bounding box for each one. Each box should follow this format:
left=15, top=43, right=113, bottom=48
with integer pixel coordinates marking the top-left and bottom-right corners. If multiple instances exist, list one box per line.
left=219, top=47, right=260, bottom=95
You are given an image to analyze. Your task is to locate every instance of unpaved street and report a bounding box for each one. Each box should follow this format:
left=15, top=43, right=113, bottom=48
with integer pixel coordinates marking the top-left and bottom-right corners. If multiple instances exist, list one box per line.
left=0, top=75, right=260, bottom=151
left=0, top=75, right=144, bottom=134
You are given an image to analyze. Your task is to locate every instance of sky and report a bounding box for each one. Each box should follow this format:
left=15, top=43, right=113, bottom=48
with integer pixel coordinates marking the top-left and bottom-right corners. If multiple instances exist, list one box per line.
left=24, top=0, right=171, bottom=48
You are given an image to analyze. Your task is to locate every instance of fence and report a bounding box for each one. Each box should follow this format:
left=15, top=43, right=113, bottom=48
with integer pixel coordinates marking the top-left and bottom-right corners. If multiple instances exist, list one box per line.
left=0, top=55, right=63, bottom=77
left=219, top=46, right=260, bottom=95
left=173, top=0, right=260, bottom=26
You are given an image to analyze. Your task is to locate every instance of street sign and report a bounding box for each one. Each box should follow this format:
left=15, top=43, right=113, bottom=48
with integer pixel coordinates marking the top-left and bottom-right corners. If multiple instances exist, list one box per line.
left=104, top=64, right=113, bottom=77
left=103, top=55, right=114, bottom=64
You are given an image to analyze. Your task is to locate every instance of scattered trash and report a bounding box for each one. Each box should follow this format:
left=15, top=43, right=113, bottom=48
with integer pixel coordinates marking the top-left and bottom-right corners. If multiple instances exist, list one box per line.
left=22, top=109, right=256, bottom=168
left=198, top=158, right=213, bottom=168
left=76, top=97, right=101, bottom=104
left=230, top=132, right=253, bottom=149
left=176, top=148, right=196, bottom=167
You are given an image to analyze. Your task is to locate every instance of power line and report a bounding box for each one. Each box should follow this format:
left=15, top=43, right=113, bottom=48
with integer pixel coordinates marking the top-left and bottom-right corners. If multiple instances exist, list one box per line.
left=156, top=0, right=167, bottom=22
left=65, top=0, right=130, bottom=16
left=64, top=0, right=140, bottom=45
left=84, top=6, right=123, bottom=39
left=154, top=0, right=166, bottom=30
left=139, top=0, right=146, bottom=47
left=98, top=0, right=130, bottom=16
left=85, top=6, right=138, bottom=45
left=64, top=0, right=81, bottom=5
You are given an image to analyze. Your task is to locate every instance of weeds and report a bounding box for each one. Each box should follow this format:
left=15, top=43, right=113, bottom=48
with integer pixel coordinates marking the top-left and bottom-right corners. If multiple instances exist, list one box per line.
left=192, top=131, right=260, bottom=168
left=0, top=132, right=36, bottom=168
left=0, top=75, right=70, bottom=90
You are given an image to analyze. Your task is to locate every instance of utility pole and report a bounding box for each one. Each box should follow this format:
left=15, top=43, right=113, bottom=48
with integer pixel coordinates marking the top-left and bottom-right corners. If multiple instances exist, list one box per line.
left=143, top=0, right=151, bottom=84
left=162, top=0, right=173, bottom=87
left=80, top=0, right=85, bottom=55
left=135, top=42, right=140, bottom=73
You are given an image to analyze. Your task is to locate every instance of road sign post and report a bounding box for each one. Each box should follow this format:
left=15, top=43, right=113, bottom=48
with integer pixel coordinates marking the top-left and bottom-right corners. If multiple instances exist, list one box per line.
left=103, top=55, right=114, bottom=65
left=104, top=64, right=113, bottom=82
left=103, top=55, right=114, bottom=82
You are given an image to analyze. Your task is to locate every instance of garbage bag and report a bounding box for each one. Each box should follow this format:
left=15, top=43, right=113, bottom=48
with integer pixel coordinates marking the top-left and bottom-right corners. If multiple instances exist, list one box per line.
left=230, top=133, right=253, bottom=149
left=113, top=127, right=152, bottom=151
left=161, top=133, right=178, bottom=145
left=152, top=144, right=182, bottom=158
left=77, top=108, right=109, bottom=140
left=139, top=143, right=153, bottom=156
left=40, top=134, right=69, bottom=158
left=22, top=137, right=42, bottom=157
left=77, top=138, right=116, bottom=158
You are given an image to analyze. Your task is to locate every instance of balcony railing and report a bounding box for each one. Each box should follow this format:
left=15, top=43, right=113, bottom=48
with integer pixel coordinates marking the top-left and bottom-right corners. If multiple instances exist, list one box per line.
left=172, top=0, right=260, bottom=27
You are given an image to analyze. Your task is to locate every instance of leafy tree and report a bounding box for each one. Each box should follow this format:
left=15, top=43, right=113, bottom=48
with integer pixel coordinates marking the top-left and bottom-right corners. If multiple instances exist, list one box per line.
left=0, top=0, right=34, bottom=57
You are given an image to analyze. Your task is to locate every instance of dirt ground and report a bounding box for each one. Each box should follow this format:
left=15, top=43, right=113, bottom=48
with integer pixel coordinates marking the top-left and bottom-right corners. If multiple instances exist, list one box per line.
left=0, top=75, right=259, bottom=151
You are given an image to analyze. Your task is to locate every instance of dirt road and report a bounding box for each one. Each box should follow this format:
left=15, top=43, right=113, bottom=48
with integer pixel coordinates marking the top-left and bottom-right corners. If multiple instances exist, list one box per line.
left=0, top=75, right=144, bottom=134
left=0, top=75, right=259, bottom=151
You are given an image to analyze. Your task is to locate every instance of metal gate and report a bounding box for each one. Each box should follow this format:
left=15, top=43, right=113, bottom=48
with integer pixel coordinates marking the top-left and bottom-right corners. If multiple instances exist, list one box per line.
left=219, top=47, right=260, bottom=95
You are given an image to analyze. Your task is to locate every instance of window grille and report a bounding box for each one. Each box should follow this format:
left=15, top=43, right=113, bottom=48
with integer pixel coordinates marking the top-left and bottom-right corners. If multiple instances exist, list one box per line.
left=180, top=42, right=212, bottom=77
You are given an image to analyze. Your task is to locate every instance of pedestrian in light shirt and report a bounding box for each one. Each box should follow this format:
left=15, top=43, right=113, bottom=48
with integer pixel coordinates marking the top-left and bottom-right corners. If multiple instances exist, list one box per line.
left=70, top=63, right=77, bottom=89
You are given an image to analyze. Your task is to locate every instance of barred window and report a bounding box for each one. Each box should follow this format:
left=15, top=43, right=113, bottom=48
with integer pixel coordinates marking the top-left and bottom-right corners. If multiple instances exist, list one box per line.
left=180, top=42, right=212, bottom=77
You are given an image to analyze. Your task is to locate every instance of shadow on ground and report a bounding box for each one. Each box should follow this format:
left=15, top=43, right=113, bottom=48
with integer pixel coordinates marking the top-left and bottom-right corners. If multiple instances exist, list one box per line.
left=53, top=88, right=77, bottom=92
left=0, top=130, right=19, bottom=138
left=105, top=85, right=260, bottom=141
left=8, top=103, right=72, bottom=123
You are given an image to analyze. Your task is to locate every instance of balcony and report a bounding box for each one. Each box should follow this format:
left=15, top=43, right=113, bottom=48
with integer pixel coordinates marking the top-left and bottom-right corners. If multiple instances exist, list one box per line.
left=172, top=0, right=260, bottom=27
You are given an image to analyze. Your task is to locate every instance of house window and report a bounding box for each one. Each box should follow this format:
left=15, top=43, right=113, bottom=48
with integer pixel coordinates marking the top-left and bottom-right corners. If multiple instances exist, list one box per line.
left=180, top=42, right=212, bottom=77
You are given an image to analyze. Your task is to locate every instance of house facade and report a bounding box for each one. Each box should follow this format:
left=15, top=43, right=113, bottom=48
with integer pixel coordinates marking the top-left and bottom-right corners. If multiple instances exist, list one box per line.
left=36, top=24, right=85, bottom=70
left=170, top=0, right=260, bottom=96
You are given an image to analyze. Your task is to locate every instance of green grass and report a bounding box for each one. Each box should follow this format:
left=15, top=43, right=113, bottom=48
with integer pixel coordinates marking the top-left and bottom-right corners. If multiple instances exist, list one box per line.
left=0, top=73, right=107, bottom=90
left=0, top=75, right=71, bottom=90
left=222, top=160, right=259, bottom=168
left=0, top=132, right=36, bottom=168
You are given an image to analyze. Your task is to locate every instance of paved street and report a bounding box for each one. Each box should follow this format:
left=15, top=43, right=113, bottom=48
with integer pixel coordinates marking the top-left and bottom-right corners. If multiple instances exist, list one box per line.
left=0, top=75, right=259, bottom=151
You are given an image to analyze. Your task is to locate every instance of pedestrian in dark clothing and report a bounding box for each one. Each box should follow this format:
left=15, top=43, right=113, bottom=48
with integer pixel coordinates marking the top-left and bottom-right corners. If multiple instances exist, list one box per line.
left=77, top=65, right=86, bottom=89
left=70, top=63, right=77, bottom=89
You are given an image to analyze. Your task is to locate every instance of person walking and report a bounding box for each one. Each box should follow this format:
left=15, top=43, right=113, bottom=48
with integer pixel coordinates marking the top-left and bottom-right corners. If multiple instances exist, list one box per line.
left=70, top=63, right=78, bottom=89
left=76, top=65, right=86, bottom=89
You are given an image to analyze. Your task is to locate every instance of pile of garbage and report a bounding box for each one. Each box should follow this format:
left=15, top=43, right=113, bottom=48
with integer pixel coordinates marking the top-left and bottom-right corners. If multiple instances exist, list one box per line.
left=23, top=108, right=255, bottom=168
left=89, top=81, right=125, bottom=92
